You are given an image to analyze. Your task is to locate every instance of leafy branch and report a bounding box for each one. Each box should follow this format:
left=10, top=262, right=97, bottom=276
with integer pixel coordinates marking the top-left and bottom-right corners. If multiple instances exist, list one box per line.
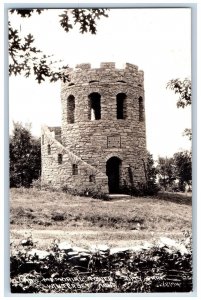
left=8, top=8, right=109, bottom=83
left=167, top=78, right=192, bottom=141
left=166, top=78, right=191, bottom=108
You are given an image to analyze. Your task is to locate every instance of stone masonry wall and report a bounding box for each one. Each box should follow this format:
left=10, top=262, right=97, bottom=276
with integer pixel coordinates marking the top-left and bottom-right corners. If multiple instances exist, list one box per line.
left=41, top=126, right=108, bottom=193
left=41, top=62, right=147, bottom=193
left=61, top=62, right=147, bottom=188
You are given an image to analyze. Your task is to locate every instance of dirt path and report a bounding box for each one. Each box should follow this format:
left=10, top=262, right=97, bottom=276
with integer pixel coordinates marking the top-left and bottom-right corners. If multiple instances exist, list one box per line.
left=10, top=228, right=184, bottom=249
left=10, top=228, right=184, bottom=236
left=11, top=229, right=138, bottom=235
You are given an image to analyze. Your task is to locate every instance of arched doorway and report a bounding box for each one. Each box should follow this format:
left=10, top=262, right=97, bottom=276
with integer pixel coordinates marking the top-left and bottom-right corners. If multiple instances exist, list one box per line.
left=106, top=157, right=122, bottom=193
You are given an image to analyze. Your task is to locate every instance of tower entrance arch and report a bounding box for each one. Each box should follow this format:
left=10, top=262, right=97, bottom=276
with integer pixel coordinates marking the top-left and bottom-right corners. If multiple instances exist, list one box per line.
left=106, top=157, right=122, bottom=194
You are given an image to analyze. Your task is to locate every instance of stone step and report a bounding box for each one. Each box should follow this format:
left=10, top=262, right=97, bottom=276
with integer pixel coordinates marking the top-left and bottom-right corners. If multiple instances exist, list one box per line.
left=108, top=194, right=131, bottom=200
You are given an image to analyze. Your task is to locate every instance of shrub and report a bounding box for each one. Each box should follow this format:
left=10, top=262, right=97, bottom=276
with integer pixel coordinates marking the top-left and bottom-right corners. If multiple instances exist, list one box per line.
left=51, top=212, right=66, bottom=221
left=120, top=181, right=159, bottom=197
left=31, top=177, right=58, bottom=192
left=31, top=178, right=42, bottom=189
left=10, top=234, right=192, bottom=293
left=62, top=184, right=109, bottom=200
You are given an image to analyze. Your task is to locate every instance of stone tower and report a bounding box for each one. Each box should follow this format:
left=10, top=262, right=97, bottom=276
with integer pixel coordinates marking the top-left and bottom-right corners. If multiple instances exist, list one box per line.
left=41, top=62, right=147, bottom=194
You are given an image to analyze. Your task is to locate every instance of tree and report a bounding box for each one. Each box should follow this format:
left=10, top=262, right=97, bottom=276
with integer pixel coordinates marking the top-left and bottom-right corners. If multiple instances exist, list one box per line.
left=156, top=152, right=192, bottom=192
left=9, top=8, right=109, bottom=83
left=146, top=152, right=158, bottom=183
left=183, top=128, right=192, bottom=141
left=156, top=157, right=176, bottom=191
left=166, top=78, right=191, bottom=108
left=167, top=78, right=192, bottom=140
left=142, top=152, right=159, bottom=195
left=10, top=122, right=41, bottom=187
left=173, top=150, right=192, bottom=191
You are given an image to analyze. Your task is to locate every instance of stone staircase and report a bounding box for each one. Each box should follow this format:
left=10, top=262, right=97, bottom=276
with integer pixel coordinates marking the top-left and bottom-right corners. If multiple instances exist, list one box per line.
left=42, top=125, right=105, bottom=176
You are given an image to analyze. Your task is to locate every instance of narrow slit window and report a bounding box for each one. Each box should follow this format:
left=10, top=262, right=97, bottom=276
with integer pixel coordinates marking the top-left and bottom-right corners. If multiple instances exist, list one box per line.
left=48, top=144, right=51, bottom=155
left=89, top=175, right=96, bottom=183
left=42, top=134, right=44, bottom=145
left=117, top=80, right=126, bottom=83
left=67, top=95, right=75, bottom=124
left=88, top=92, right=101, bottom=120
left=72, top=164, right=78, bottom=175
left=116, top=93, right=127, bottom=119
left=139, top=97, right=144, bottom=121
left=58, top=154, right=63, bottom=164
left=89, top=80, right=99, bottom=84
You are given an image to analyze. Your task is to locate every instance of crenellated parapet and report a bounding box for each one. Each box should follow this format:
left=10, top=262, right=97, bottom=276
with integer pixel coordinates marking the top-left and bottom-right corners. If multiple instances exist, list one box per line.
left=63, top=62, right=144, bottom=87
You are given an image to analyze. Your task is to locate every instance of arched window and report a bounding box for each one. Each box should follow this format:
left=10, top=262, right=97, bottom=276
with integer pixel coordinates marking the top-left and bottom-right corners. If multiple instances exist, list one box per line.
left=116, top=93, right=127, bottom=119
left=88, top=92, right=101, bottom=120
left=139, top=97, right=144, bottom=121
left=58, top=154, right=63, bottom=164
left=67, top=95, right=75, bottom=124
left=48, top=144, right=51, bottom=155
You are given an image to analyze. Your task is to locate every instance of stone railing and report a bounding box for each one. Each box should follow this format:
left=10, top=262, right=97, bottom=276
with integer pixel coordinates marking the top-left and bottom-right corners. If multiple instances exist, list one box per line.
left=42, top=125, right=107, bottom=179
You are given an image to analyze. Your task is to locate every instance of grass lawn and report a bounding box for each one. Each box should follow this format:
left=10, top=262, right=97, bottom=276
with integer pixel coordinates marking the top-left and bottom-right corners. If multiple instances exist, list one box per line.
left=10, top=188, right=192, bottom=249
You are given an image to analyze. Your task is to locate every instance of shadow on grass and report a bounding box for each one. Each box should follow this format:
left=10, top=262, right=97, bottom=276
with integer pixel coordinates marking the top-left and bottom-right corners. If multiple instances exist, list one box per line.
left=155, top=192, right=192, bottom=206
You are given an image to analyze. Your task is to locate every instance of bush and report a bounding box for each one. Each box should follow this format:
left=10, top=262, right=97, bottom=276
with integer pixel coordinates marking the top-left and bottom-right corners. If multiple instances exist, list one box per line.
left=31, top=177, right=58, bottom=192
left=31, top=178, right=42, bottom=189
left=120, top=181, right=159, bottom=197
left=10, top=234, right=192, bottom=293
left=62, top=184, right=109, bottom=200
left=51, top=212, right=66, bottom=221
left=32, top=179, right=109, bottom=200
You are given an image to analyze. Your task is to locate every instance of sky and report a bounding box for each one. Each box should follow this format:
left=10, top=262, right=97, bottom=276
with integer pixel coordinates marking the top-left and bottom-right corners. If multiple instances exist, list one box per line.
left=8, top=8, right=192, bottom=159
